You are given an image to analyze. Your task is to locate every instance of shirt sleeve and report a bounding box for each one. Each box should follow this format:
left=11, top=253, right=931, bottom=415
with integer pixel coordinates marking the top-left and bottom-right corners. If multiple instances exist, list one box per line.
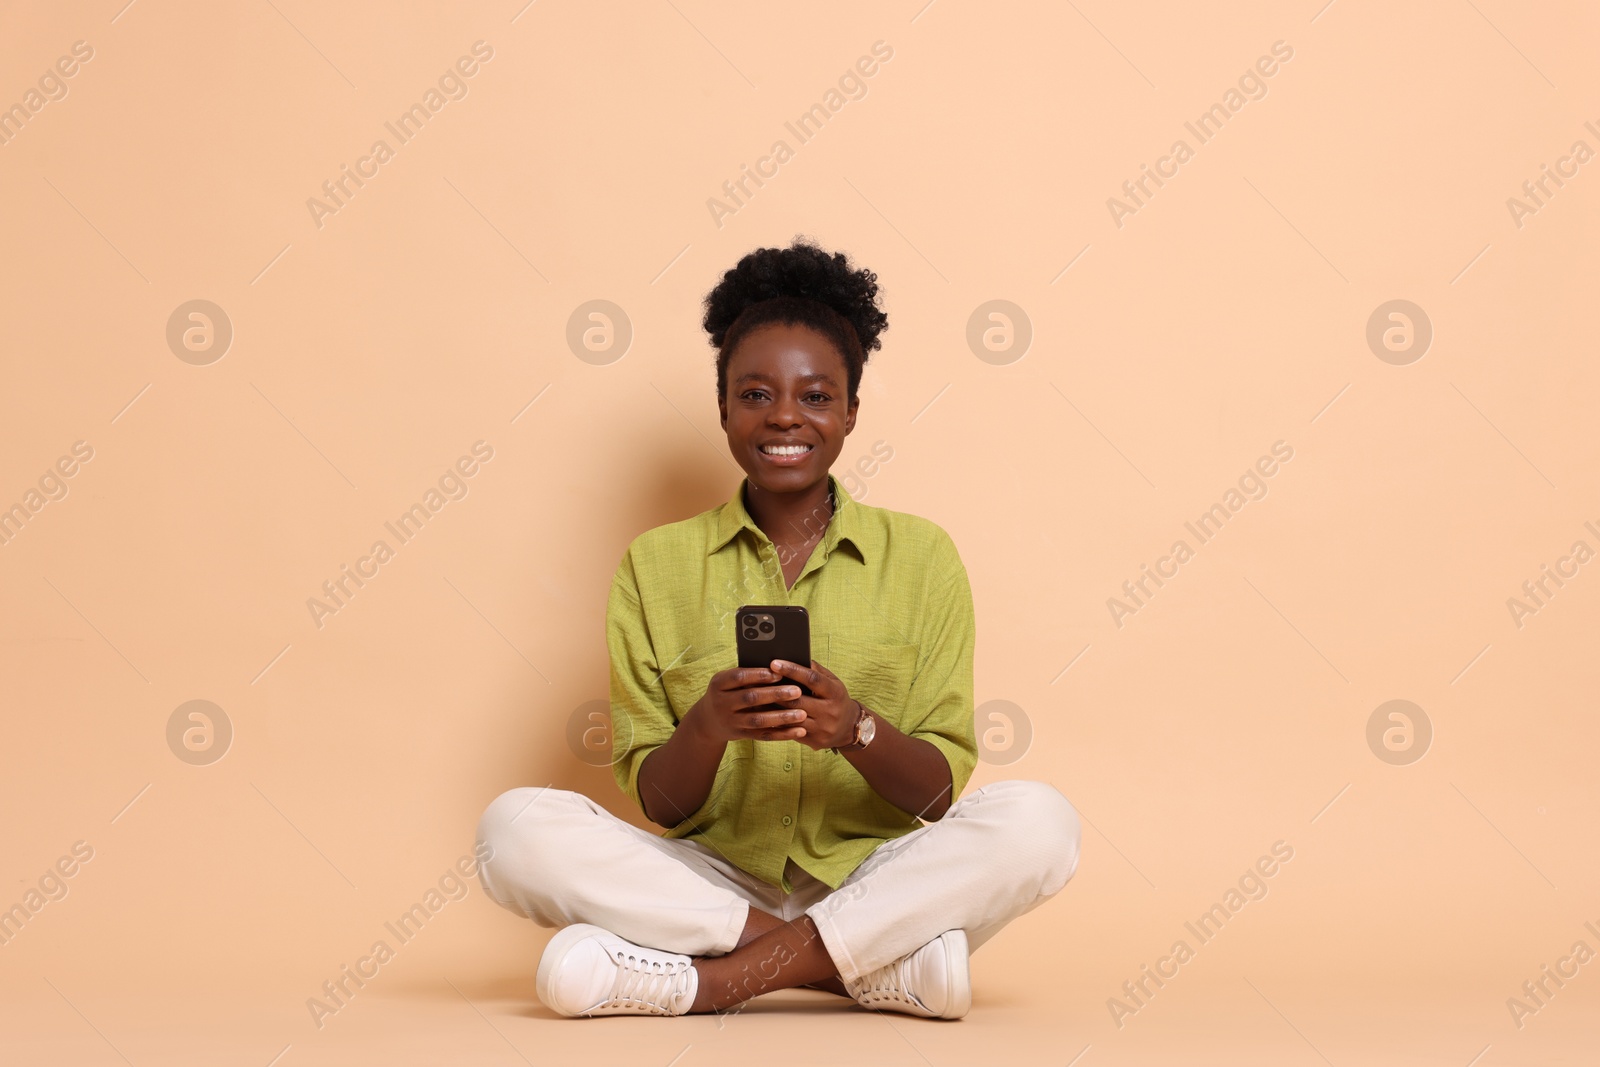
left=901, top=532, right=979, bottom=804
left=606, top=550, right=679, bottom=813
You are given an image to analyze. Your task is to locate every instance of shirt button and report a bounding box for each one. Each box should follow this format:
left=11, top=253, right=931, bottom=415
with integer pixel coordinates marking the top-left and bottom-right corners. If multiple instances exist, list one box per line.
left=781, top=815, right=792, bottom=827
left=783, top=761, right=793, bottom=771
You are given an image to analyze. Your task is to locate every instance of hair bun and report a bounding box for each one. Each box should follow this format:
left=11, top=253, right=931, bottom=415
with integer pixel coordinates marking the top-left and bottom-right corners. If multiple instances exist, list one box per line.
left=703, top=237, right=888, bottom=401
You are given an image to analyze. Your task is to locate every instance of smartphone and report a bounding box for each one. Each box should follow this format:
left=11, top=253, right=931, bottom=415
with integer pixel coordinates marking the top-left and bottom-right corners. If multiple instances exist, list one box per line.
left=735, top=605, right=812, bottom=699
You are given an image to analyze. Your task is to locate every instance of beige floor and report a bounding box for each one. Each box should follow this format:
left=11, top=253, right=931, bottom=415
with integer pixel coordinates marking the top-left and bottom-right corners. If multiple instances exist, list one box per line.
left=6, top=936, right=1596, bottom=1066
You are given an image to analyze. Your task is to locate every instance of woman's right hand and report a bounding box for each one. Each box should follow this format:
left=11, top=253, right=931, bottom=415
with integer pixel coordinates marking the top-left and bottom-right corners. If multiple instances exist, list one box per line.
left=686, top=666, right=809, bottom=745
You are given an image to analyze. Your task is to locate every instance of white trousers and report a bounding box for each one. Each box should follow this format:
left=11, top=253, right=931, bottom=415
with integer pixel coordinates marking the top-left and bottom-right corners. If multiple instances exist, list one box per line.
left=475, top=779, right=1081, bottom=983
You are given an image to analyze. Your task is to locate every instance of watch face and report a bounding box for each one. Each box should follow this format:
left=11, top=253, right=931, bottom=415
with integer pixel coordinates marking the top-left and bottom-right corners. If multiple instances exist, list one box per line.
left=858, top=713, right=876, bottom=746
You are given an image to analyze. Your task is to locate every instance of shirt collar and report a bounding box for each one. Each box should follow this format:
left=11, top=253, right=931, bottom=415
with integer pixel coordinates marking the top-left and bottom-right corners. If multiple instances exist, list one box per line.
left=707, top=472, right=867, bottom=564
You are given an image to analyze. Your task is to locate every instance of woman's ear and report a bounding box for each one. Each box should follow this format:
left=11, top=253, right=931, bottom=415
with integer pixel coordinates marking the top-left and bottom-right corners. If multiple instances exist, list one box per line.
left=844, top=396, right=859, bottom=435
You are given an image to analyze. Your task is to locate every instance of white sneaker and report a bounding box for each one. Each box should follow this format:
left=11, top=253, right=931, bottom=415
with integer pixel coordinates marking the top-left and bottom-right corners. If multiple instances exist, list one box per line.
left=844, top=929, right=971, bottom=1019
left=535, top=924, right=699, bottom=1017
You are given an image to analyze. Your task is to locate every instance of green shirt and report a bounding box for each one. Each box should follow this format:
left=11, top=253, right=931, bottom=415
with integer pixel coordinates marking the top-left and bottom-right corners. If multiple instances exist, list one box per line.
left=607, top=473, right=978, bottom=891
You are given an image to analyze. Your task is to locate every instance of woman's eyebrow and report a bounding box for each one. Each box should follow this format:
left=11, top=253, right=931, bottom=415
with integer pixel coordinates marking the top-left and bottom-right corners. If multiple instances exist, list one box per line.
left=734, top=372, right=839, bottom=386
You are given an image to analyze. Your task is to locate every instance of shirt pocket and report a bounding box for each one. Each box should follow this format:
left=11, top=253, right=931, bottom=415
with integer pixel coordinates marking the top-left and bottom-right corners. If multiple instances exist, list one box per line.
left=657, top=646, right=754, bottom=764
left=823, top=636, right=920, bottom=728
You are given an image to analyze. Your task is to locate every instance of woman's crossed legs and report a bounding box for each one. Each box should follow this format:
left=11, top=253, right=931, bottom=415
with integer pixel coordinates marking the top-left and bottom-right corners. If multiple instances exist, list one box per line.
left=474, top=779, right=1080, bottom=1017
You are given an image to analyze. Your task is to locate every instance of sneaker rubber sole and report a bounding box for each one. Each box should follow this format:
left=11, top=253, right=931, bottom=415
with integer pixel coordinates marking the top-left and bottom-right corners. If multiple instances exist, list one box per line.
left=940, top=928, right=972, bottom=1019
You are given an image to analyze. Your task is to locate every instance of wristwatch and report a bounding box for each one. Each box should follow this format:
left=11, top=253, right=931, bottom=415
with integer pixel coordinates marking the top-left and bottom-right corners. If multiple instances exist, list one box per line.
left=837, top=701, right=876, bottom=752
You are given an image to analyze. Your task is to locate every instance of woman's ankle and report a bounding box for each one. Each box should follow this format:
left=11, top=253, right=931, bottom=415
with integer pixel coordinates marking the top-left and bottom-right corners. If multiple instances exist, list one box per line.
left=802, top=977, right=851, bottom=998
left=735, top=906, right=784, bottom=947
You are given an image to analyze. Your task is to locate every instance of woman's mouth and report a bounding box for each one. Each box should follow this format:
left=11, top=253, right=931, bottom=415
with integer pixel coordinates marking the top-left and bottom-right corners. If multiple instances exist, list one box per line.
left=758, top=443, right=814, bottom=465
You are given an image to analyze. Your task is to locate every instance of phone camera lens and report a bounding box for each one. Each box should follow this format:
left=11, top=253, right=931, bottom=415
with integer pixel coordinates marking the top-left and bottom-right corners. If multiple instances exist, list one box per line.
left=742, top=627, right=758, bottom=640
left=758, top=620, right=774, bottom=634
left=741, top=614, right=757, bottom=627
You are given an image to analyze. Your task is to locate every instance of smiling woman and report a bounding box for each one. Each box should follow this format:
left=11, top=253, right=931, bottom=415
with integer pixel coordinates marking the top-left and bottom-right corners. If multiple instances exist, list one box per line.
left=702, top=242, right=886, bottom=583
left=475, top=237, right=1082, bottom=1022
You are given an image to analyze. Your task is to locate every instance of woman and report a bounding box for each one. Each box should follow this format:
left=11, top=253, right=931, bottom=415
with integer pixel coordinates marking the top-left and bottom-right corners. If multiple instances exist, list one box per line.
left=476, top=238, right=1081, bottom=1019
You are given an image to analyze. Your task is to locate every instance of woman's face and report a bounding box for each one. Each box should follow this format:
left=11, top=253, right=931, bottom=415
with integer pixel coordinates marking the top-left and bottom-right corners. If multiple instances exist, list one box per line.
left=719, top=323, right=857, bottom=497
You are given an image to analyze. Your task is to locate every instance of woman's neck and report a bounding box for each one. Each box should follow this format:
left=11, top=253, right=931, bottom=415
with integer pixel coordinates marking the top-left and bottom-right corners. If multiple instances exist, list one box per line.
left=744, top=478, right=834, bottom=553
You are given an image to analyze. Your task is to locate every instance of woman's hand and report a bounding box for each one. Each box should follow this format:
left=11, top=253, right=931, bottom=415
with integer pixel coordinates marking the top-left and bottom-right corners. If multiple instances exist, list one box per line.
left=768, top=659, right=858, bottom=751
left=685, top=666, right=810, bottom=745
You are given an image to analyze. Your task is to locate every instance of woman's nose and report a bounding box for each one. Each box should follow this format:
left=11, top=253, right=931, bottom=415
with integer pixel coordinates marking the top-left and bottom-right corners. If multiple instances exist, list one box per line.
left=768, top=396, right=803, bottom=425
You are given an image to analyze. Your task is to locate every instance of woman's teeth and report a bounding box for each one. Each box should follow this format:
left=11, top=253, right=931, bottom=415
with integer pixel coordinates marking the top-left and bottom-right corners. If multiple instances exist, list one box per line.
left=761, top=445, right=812, bottom=455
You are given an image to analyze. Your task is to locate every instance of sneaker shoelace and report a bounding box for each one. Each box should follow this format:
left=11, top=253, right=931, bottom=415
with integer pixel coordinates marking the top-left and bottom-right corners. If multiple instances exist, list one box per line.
left=852, top=956, right=923, bottom=1010
left=601, top=951, right=694, bottom=1015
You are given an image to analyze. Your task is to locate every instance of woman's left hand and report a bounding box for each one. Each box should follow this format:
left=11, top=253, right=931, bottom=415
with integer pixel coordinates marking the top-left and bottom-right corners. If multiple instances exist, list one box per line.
left=767, top=659, right=858, bottom=751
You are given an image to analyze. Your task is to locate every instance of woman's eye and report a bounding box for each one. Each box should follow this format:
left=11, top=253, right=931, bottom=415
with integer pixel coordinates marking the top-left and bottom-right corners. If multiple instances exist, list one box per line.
left=739, top=389, right=829, bottom=403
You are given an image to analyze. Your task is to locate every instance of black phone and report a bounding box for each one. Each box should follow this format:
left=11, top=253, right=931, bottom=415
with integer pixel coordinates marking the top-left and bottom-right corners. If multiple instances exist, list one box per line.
left=735, top=605, right=812, bottom=699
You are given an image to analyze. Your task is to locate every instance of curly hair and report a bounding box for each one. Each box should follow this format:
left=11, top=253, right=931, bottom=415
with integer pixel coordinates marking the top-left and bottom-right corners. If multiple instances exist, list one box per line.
left=702, top=237, right=888, bottom=403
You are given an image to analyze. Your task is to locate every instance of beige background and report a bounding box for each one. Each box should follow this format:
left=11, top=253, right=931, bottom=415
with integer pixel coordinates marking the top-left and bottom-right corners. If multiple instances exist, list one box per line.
left=2, top=1, right=1597, bottom=1064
